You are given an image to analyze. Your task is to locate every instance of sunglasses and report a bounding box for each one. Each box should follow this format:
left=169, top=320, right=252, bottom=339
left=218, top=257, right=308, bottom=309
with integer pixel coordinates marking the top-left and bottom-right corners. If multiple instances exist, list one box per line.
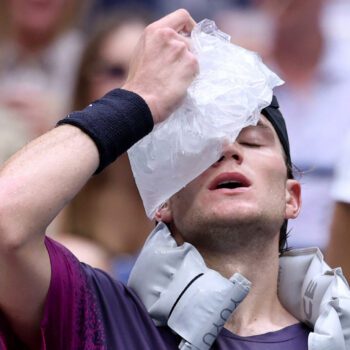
left=91, top=63, right=127, bottom=79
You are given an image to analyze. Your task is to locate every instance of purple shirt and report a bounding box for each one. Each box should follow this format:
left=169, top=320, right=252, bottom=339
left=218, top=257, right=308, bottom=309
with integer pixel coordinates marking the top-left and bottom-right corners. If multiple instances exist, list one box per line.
left=0, top=238, right=311, bottom=349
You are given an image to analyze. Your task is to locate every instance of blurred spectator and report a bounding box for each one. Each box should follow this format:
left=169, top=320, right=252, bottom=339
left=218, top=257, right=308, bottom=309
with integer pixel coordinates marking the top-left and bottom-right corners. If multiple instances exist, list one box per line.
left=0, top=0, right=90, bottom=137
left=160, top=0, right=255, bottom=21
left=57, top=10, right=155, bottom=281
left=263, top=0, right=350, bottom=250
left=0, top=107, right=30, bottom=164
left=325, top=130, right=350, bottom=280
left=214, top=7, right=273, bottom=59
left=88, top=0, right=159, bottom=18
left=321, top=0, right=350, bottom=77
left=88, top=0, right=255, bottom=22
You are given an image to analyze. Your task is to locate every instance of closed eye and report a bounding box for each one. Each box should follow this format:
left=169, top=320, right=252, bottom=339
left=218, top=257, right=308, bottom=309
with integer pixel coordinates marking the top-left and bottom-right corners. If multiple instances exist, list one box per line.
left=239, top=142, right=262, bottom=148
left=237, top=122, right=274, bottom=148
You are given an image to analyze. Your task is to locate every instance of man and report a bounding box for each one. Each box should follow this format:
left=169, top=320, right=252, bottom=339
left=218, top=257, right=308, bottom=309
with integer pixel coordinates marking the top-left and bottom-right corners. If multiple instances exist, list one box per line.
left=0, top=9, right=347, bottom=350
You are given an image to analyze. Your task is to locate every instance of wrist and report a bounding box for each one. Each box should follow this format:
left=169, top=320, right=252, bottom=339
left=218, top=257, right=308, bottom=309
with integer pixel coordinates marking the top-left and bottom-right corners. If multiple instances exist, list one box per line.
left=121, top=84, right=162, bottom=124
left=57, top=88, right=154, bottom=173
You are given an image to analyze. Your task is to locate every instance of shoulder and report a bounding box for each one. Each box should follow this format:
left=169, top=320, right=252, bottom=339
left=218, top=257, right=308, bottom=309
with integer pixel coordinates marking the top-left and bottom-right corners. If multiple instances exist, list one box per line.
left=42, top=237, right=147, bottom=349
left=44, top=236, right=138, bottom=306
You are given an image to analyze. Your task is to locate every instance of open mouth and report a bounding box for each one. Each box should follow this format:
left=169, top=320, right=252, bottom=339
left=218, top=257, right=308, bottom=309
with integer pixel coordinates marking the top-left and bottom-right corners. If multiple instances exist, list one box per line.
left=216, top=181, right=245, bottom=190
left=209, top=172, right=251, bottom=191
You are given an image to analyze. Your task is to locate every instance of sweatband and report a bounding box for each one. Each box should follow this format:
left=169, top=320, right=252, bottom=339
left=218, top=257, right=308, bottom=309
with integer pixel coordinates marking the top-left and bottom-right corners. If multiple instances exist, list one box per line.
left=57, top=88, right=154, bottom=173
left=261, top=96, right=292, bottom=170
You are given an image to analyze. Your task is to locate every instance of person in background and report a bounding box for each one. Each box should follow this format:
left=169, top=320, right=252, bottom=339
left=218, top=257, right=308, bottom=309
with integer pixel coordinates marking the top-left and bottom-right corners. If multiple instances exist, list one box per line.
left=213, top=6, right=273, bottom=61
left=56, top=10, right=155, bottom=281
left=326, top=129, right=350, bottom=280
left=262, top=0, right=350, bottom=251
left=0, top=107, right=30, bottom=164
left=0, top=0, right=89, bottom=137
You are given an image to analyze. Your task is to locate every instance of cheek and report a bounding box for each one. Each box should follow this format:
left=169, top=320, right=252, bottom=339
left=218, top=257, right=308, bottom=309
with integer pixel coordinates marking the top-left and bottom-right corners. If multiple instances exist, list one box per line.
left=260, top=150, right=287, bottom=176
left=255, top=153, right=287, bottom=190
left=266, top=165, right=288, bottom=200
left=170, top=177, right=207, bottom=217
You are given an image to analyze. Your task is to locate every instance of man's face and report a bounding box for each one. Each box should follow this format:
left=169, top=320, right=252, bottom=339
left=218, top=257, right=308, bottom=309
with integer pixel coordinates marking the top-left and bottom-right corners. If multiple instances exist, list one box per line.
left=156, top=115, right=301, bottom=253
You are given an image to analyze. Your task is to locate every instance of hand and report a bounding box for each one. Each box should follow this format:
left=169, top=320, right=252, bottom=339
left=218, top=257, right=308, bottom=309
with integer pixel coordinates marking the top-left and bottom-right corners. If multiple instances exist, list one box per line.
left=122, top=9, right=199, bottom=124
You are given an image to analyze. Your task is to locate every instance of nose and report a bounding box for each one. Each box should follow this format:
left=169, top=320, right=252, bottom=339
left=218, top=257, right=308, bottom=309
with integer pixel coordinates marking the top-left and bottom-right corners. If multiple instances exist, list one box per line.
left=213, top=142, right=243, bottom=166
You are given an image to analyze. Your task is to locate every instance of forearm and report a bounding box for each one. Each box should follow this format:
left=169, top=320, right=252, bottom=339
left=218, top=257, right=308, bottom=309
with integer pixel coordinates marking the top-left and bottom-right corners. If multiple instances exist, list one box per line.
left=0, top=124, right=99, bottom=248
left=0, top=125, right=99, bottom=347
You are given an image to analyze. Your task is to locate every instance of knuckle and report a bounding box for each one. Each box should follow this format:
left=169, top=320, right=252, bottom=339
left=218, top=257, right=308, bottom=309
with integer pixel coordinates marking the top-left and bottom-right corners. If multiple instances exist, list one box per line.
left=169, top=41, right=187, bottom=58
left=157, top=27, right=176, bottom=40
left=174, top=41, right=187, bottom=52
left=188, top=53, right=198, bottom=65
left=176, top=8, right=191, bottom=20
left=187, top=55, right=199, bottom=72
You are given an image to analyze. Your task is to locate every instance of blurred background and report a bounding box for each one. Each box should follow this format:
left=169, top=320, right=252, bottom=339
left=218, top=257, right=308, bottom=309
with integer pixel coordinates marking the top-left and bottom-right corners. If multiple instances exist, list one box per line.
left=0, top=0, right=349, bottom=281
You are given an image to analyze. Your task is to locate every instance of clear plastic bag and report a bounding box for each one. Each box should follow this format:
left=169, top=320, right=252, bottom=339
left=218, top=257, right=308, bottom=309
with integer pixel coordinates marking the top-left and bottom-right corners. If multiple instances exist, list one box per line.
left=128, top=19, right=284, bottom=218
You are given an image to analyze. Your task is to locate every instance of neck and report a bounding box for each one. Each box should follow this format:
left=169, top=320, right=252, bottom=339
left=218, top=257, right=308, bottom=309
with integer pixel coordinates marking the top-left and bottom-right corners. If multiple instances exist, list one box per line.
left=198, top=235, right=298, bottom=336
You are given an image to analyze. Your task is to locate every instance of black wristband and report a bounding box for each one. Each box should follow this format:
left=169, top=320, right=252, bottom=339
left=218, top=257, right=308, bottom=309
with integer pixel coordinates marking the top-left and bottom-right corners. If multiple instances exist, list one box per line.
left=57, top=88, right=154, bottom=173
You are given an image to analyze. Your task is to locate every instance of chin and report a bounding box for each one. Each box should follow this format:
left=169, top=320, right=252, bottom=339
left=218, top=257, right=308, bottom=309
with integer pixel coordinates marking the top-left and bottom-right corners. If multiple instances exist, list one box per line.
left=207, top=202, right=261, bottom=221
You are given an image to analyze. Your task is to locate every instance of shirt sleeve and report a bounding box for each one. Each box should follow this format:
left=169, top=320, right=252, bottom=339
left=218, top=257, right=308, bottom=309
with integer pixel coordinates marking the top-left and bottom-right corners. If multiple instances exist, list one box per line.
left=40, top=237, right=106, bottom=350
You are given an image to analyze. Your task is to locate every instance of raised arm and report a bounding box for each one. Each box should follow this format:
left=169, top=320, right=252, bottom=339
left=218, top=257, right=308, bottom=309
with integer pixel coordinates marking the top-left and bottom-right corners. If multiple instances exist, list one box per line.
left=0, top=9, right=198, bottom=348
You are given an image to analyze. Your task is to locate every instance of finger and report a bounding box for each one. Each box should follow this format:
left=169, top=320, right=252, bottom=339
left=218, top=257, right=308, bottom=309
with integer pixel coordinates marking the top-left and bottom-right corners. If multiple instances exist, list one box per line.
left=152, top=9, right=196, bottom=34
left=174, top=32, right=192, bottom=50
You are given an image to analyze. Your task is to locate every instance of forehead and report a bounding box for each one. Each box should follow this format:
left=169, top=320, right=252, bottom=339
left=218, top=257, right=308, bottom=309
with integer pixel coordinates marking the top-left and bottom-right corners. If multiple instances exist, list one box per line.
left=241, top=114, right=277, bottom=137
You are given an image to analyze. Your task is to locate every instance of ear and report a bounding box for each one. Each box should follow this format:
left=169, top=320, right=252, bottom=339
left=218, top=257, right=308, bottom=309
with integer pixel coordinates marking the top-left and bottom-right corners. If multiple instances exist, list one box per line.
left=154, top=201, right=173, bottom=223
left=285, top=179, right=302, bottom=220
